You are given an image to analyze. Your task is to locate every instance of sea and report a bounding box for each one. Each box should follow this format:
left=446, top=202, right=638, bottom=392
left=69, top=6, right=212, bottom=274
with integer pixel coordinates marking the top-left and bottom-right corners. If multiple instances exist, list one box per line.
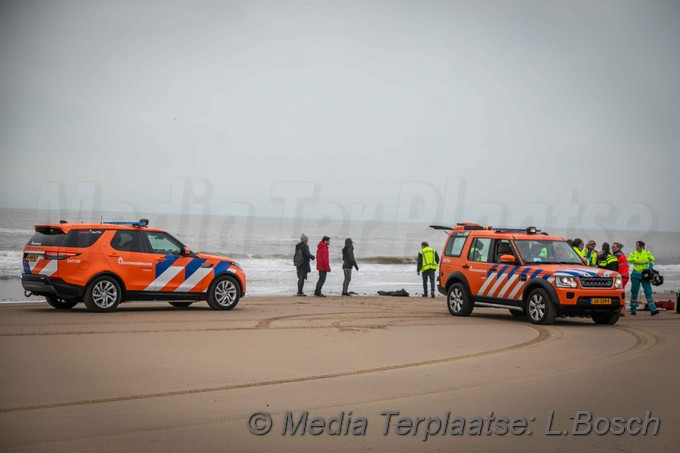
left=1, top=208, right=679, bottom=302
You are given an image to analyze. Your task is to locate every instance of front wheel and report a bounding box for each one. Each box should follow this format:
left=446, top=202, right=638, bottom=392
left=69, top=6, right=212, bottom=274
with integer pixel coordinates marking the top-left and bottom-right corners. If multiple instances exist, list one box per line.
left=207, top=275, right=240, bottom=310
left=447, top=283, right=473, bottom=316
left=45, top=295, right=78, bottom=310
left=526, top=287, right=557, bottom=325
left=592, top=310, right=620, bottom=325
left=83, top=276, right=122, bottom=312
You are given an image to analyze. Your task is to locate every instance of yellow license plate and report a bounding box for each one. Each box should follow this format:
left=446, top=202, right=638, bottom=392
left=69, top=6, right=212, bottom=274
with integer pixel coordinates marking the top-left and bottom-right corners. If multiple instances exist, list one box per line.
left=591, top=298, right=611, bottom=305
left=26, top=254, right=38, bottom=262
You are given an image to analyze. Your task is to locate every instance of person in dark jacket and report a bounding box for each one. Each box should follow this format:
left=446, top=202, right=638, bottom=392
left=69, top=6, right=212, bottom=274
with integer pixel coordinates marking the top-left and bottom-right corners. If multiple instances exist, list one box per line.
left=596, top=242, right=619, bottom=271
left=341, top=238, right=359, bottom=296
left=315, top=236, right=331, bottom=297
left=295, top=234, right=315, bottom=296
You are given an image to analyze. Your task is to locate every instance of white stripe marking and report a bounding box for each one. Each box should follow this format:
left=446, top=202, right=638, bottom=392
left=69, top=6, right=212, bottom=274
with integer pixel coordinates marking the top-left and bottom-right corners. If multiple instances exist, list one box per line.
left=145, top=266, right=184, bottom=291
left=175, top=269, right=207, bottom=292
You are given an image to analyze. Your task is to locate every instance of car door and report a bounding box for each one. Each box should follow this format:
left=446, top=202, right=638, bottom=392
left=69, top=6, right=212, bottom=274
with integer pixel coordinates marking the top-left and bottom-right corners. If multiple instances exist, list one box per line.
left=104, top=230, right=154, bottom=291
left=142, top=231, right=205, bottom=293
left=464, top=237, right=494, bottom=299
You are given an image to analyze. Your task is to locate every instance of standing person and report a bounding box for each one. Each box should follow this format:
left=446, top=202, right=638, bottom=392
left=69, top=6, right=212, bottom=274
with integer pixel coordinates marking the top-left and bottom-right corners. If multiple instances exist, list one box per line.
left=417, top=242, right=440, bottom=298
left=612, top=242, right=629, bottom=316
left=314, top=236, right=331, bottom=297
left=341, top=238, right=359, bottom=296
left=584, top=240, right=598, bottom=266
left=628, top=241, right=659, bottom=316
left=294, top=234, right=315, bottom=296
left=596, top=242, right=618, bottom=271
left=572, top=238, right=587, bottom=264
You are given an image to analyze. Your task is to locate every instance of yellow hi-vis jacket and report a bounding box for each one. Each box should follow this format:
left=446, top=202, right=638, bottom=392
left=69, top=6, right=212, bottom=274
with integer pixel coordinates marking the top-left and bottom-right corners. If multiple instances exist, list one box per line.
left=418, top=247, right=439, bottom=272
left=628, top=249, right=655, bottom=273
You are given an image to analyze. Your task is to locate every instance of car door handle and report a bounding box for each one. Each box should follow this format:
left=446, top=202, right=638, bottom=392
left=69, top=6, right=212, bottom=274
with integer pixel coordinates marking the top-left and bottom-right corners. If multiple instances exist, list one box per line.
left=488, top=268, right=496, bottom=273
left=462, top=265, right=470, bottom=269
left=108, top=253, right=120, bottom=257
left=156, top=258, right=166, bottom=262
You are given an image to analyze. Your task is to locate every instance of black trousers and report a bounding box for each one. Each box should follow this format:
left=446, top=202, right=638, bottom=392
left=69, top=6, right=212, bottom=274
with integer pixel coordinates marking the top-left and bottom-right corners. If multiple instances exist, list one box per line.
left=297, top=267, right=309, bottom=294
left=315, top=271, right=328, bottom=295
left=422, top=269, right=436, bottom=295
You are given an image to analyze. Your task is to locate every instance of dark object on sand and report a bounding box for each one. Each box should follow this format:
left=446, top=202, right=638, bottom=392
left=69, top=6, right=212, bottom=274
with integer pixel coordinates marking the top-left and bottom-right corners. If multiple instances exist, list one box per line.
left=377, top=289, right=410, bottom=297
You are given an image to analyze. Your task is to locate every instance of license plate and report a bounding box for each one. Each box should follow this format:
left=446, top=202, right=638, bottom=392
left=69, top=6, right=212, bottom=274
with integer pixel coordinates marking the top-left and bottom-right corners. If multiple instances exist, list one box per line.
left=26, top=254, right=38, bottom=262
left=591, top=298, right=611, bottom=305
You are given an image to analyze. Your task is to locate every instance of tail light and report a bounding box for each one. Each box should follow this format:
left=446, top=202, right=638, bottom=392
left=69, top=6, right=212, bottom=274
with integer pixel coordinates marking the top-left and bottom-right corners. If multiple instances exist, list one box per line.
left=44, top=252, right=81, bottom=260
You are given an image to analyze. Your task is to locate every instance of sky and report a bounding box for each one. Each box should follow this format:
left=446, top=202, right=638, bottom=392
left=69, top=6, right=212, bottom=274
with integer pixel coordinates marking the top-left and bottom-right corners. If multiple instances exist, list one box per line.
left=1, top=0, right=679, bottom=232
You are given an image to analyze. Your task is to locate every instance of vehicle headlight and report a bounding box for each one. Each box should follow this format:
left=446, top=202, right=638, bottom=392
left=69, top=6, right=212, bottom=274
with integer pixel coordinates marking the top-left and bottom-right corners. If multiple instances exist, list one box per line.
left=555, top=276, right=578, bottom=288
left=614, top=276, right=622, bottom=289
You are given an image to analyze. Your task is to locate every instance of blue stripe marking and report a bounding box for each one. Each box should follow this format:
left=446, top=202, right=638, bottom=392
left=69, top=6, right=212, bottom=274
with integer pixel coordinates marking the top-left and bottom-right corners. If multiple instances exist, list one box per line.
left=155, top=255, right=179, bottom=278
left=23, top=261, right=30, bottom=274
left=506, top=266, right=520, bottom=279
left=184, top=258, right=204, bottom=280
left=213, top=261, right=232, bottom=276
left=487, top=266, right=498, bottom=278
left=530, top=269, right=543, bottom=279
left=496, top=265, right=509, bottom=277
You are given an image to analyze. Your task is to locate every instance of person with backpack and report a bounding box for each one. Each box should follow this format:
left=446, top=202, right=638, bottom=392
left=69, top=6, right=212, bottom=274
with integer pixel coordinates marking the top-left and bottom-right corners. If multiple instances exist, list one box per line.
left=314, top=236, right=331, bottom=297
left=294, top=234, right=315, bottom=296
left=341, top=238, right=359, bottom=296
left=596, top=242, right=618, bottom=271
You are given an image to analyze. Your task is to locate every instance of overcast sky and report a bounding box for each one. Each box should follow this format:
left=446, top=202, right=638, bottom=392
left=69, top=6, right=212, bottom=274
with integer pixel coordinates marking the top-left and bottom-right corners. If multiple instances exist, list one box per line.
left=1, top=0, right=679, bottom=231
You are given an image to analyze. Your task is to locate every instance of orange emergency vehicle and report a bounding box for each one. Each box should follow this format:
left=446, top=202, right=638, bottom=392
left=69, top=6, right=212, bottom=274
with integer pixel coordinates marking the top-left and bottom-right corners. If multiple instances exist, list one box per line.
left=21, top=219, right=246, bottom=312
left=434, top=223, right=624, bottom=325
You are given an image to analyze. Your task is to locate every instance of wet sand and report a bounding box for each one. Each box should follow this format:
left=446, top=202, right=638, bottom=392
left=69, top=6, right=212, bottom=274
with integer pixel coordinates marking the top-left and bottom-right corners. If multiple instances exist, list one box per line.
left=1, top=297, right=679, bottom=452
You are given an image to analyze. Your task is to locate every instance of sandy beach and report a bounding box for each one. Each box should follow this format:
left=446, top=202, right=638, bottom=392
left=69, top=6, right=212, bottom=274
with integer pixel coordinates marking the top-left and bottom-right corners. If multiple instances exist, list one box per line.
left=1, top=296, right=679, bottom=452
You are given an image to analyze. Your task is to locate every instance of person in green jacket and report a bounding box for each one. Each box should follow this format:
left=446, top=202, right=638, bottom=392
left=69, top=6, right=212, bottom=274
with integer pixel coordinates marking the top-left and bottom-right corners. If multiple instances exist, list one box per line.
left=572, top=238, right=587, bottom=264
left=584, top=240, right=598, bottom=267
left=628, top=241, right=659, bottom=316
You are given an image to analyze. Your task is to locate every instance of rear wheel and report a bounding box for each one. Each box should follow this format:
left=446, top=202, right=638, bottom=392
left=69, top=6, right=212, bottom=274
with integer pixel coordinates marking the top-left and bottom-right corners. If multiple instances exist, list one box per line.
left=447, top=283, right=473, bottom=316
left=526, top=288, right=557, bottom=325
left=169, top=302, right=193, bottom=308
left=592, top=310, right=620, bottom=325
left=83, top=276, right=122, bottom=312
left=207, top=275, right=240, bottom=310
left=45, top=295, right=78, bottom=310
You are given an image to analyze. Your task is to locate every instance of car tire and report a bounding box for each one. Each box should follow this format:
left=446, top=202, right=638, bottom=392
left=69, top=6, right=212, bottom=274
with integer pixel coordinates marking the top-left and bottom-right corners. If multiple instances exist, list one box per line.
left=45, top=295, right=78, bottom=310
left=447, top=282, right=473, bottom=316
left=526, top=287, right=557, bottom=325
left=83, top=276, right=122, bottom=313
left=592, top=310, right=620, bottom=325
left=169, top=302, right=193, bottom=308
left=207, top=275, right=240, bottom=310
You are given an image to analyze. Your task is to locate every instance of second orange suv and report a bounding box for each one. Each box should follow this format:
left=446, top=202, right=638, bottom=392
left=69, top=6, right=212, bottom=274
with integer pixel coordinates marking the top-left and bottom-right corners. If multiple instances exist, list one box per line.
left=21, top=219, right=246, bottom=312
left=434, top=223, right=624, bottom=325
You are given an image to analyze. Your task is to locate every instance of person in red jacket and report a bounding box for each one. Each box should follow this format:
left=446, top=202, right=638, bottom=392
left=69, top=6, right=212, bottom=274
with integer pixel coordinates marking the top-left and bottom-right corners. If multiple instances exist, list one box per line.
left=612, top=242, right=629, bottom=316
left=314, top=236, right=331, bottom=297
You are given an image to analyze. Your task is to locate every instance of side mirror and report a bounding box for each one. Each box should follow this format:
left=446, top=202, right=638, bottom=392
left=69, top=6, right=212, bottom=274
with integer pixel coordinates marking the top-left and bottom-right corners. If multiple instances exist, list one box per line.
left=499, top=254, right=516, bottom=264
left=183, top=246, right=191, bottom=256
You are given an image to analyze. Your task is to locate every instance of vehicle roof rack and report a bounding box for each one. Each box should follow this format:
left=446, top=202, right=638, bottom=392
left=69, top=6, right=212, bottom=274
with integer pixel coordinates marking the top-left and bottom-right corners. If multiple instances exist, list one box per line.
left=429, top=225, right=453, bottom=232
left=102, top=218, right=149, bottom=228
left=492, top=226, right=543, bottom=234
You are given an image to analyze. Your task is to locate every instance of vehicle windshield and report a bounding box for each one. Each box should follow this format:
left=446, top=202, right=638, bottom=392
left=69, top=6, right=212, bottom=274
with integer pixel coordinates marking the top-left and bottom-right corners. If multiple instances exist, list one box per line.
left=513, top=239, right=584, bottom=265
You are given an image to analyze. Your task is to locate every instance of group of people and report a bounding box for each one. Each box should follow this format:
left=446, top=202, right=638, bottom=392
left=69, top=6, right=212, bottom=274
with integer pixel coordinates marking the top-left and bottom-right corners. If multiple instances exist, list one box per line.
left=294, top=235, right=659, bottom=316
left=294, top=234, right=359, bottom=297
left=569, top=238, right=659, bottom=316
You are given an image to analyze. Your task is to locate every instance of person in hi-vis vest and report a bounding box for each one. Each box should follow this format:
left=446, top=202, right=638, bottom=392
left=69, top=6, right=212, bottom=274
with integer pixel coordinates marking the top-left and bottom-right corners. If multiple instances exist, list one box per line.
left=417, top=242, right=440, bottom=298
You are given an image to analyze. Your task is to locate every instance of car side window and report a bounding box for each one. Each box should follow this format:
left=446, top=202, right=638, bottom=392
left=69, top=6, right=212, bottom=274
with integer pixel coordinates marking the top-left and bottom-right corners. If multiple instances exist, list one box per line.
left=144, top=232, right=182, bottom=255
left=111, top=230, right=145, bottom=252
left=494, top=240, right=515, bottom=263
left=444, top=233, right=468, bottom=257
left=467, top=238, right=491, bottom=262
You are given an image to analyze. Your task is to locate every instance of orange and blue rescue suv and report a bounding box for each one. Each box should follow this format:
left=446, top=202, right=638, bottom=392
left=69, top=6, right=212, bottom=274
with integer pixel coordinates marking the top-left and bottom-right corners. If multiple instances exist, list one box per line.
left=433, top=223, right=624, bottom=325
left=22, top=219, right=246, bottom=312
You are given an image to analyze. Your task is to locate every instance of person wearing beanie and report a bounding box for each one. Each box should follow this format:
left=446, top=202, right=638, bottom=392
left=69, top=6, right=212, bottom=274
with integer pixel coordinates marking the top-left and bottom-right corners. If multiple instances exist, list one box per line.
left=314, top=236, right=331, bottom=297
left=341, top=238, right=359, bottom=296
left=584, top=240, right=598, bottom=266
left=294, top=234, right=315, bottom=296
